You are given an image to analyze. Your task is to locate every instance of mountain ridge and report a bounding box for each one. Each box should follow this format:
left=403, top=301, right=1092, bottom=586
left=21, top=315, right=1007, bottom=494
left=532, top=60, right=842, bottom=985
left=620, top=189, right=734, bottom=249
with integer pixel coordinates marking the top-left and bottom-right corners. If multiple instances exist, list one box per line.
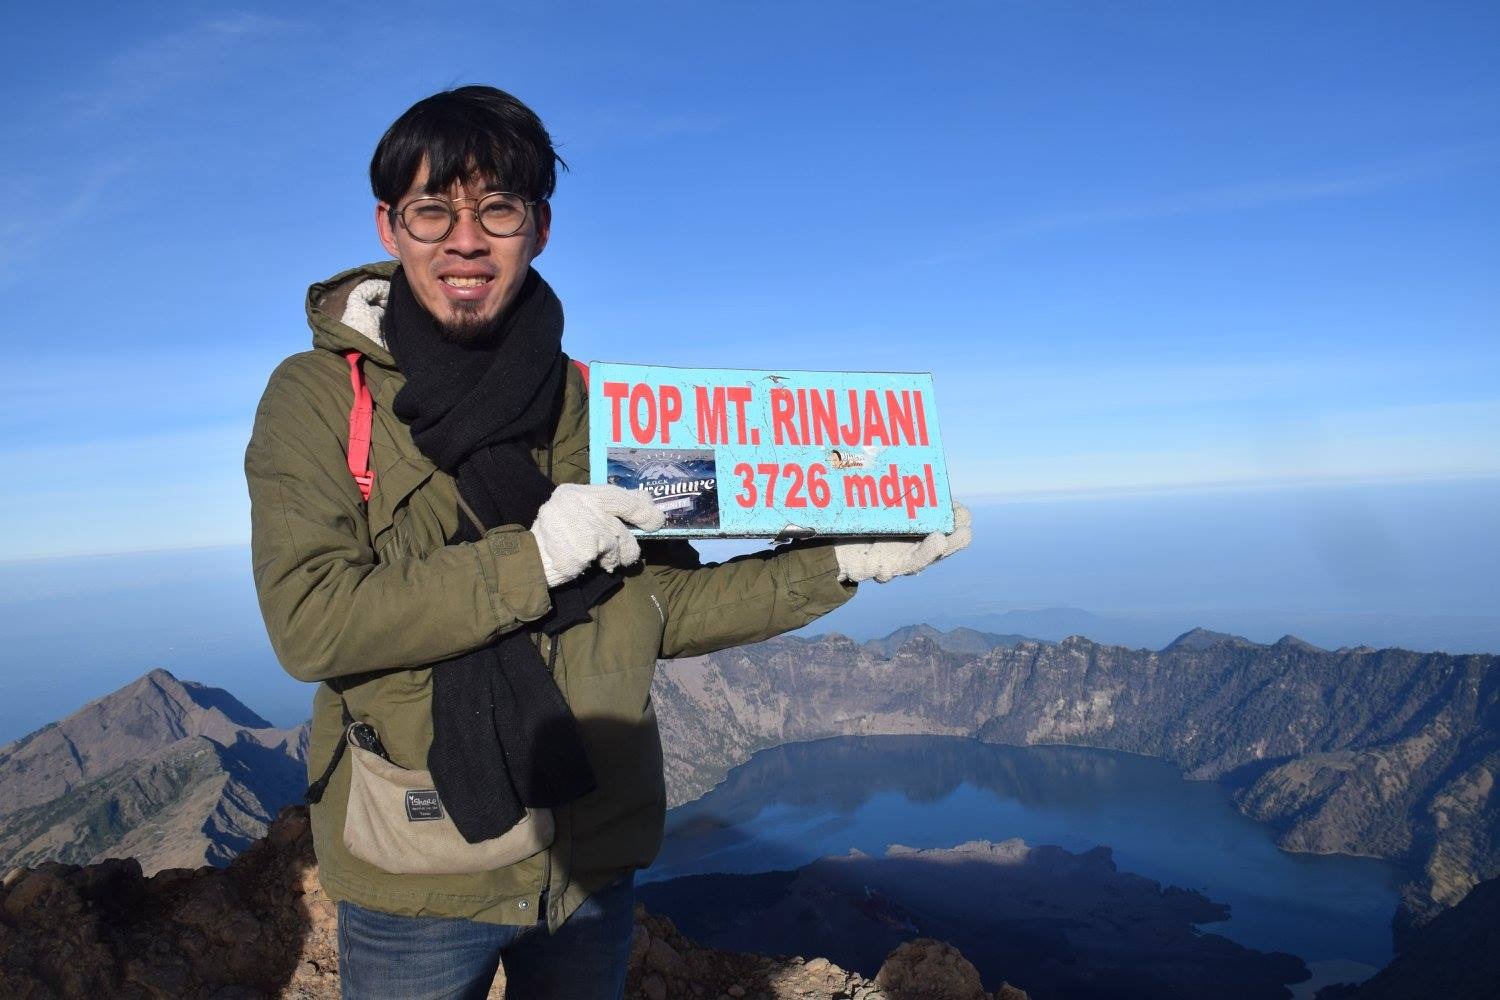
left=649, top=624, right=1498, bottom=943
left=0, top=668, right=308, bottom=875
left=862, top=623, right=1039, bottom=657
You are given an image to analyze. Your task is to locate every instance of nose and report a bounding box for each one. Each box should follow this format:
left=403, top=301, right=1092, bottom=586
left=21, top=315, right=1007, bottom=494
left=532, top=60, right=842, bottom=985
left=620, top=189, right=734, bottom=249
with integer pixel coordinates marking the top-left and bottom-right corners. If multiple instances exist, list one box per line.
left=444, top=206, right=489, bottom=254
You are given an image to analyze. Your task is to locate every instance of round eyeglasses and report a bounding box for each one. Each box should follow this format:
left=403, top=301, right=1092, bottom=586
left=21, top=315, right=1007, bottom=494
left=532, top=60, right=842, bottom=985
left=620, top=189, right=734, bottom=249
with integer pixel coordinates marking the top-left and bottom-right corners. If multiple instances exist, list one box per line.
left=393, top=192, right=536, bottom=242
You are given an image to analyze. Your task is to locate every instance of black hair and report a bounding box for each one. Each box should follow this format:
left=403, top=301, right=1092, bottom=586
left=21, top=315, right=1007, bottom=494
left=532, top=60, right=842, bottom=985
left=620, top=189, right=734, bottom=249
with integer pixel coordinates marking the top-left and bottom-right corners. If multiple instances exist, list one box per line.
left=369, top=85, right=566, bottom=206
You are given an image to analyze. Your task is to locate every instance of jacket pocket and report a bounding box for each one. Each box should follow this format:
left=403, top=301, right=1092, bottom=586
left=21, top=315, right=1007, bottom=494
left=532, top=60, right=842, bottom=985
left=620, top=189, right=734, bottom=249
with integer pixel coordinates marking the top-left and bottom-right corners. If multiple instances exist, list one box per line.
left=366, top=455, right=439, bottom=555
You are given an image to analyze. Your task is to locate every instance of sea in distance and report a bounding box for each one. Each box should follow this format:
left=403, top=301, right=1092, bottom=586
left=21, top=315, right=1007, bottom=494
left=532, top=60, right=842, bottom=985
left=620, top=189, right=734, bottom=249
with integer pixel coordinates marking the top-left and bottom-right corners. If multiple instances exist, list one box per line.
left=642, top=735, right=1404, bottom=993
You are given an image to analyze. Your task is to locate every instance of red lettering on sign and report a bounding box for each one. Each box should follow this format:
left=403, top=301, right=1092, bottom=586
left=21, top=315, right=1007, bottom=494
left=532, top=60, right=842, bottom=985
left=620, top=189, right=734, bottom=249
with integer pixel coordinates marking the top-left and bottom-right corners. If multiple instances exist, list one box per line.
left=863, top=392, right=890, bottom=446
left=629, top=383, right=656, bottom=444
left=659, top=385, right=683, bottom=444
left=602, top=381, right=629, bottom=444
left=807, top=464, right=831, bottom=507
left=844, top=473, right=876, bottom=507
left=696, top=386, right=728, bottom=444
left=886, top=390, right=918, bottom=446
left=809, top=389, right=838, bottom=446
left=840, top=389, right=861, bottom=446
left=900, top=473, right=925, bottom=518
left=770, top=387, right=798, bottom=445
left=728, top=386, right=753, bottom=444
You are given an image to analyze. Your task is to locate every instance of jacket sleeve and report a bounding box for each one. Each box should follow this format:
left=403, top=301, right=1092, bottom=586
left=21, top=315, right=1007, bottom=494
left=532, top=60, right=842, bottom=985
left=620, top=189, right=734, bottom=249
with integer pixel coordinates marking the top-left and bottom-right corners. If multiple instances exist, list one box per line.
left=244, top=367, right=552, bottom=683
left=643, top=539, right=857, bottom=659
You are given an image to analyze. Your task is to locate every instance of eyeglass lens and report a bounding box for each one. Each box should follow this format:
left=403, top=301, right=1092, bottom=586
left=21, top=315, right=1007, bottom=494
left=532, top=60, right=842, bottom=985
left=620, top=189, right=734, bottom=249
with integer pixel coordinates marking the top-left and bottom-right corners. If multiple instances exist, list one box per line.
left=401, top=194, right=529, bottom=241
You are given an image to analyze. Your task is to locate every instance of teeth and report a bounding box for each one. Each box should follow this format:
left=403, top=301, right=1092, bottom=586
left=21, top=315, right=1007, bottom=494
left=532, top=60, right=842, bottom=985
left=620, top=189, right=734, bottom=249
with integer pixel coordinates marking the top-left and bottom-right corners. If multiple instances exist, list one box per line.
left=442, top=276, right=490, bottom=287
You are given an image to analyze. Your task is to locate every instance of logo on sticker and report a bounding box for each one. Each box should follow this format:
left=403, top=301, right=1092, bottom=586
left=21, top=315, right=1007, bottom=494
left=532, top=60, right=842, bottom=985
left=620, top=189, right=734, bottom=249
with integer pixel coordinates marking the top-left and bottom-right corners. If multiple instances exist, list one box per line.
left=405, top=789, right=444, bottom=822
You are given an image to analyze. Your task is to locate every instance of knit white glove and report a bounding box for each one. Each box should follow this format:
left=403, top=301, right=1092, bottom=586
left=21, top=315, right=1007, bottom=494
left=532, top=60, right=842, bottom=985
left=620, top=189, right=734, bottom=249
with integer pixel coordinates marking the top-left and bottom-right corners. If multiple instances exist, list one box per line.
left=529, top=484, right=666, bottom=587
left=832, top=502, right=973, bottom=583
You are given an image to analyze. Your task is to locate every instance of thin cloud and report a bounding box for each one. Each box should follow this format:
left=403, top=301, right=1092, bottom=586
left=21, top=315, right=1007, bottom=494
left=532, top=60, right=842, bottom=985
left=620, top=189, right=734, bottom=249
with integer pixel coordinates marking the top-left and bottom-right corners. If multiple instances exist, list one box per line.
left=1, top=12, right=294, bottom=280
left=63, top=12, right=292, bottom=122
left=1003, top=144, right=1500, bottom=236
left=0, top=157, right=136, bottom=280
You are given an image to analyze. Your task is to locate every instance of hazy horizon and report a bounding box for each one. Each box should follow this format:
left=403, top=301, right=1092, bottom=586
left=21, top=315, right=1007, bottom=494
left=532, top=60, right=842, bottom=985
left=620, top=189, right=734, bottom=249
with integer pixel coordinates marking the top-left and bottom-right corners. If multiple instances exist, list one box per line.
left=3, top=478, right=1495, bottom=746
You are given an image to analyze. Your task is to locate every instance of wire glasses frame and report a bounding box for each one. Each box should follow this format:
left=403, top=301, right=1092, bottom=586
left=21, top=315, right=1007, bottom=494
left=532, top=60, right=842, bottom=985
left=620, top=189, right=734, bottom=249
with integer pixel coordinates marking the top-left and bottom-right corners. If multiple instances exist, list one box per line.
left=392, top=192, right=538, bottom=242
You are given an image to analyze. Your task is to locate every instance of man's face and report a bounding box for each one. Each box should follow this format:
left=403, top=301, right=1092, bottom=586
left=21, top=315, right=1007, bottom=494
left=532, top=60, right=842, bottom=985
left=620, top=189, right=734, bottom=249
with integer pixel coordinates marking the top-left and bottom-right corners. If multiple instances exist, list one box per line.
left=376, top=159, right=552, bottom=343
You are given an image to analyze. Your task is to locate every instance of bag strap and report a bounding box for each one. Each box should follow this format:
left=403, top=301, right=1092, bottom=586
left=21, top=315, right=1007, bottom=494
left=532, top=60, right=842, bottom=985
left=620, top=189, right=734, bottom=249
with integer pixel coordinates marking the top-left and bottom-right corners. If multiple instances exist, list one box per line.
left=305, top=697, right=356, bottom=804
left=344, top=350, right=375, bottom=503
left=341, top=354, right=584, bottom=504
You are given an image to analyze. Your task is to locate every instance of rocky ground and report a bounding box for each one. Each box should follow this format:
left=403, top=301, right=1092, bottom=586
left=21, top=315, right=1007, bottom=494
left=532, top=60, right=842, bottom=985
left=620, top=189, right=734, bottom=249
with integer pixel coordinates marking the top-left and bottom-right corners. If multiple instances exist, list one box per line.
left=0, top=806, right=1028, bottom=1000
left=627, top=909, right=1029, bottom=1000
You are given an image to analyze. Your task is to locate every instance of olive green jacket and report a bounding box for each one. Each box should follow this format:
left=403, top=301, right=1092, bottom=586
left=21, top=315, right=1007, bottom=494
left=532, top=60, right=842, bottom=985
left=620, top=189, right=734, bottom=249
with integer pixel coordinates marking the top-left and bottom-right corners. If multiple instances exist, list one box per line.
left=244, top=261, right=855, bottom=932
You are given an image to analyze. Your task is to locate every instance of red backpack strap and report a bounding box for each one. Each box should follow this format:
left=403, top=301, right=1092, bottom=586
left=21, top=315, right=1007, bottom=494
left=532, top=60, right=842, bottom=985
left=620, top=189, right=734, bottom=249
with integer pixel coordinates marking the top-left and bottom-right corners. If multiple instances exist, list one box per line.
left=343, top=350, right=374, bottom=503
left=572, top=358, right=589, bottom=388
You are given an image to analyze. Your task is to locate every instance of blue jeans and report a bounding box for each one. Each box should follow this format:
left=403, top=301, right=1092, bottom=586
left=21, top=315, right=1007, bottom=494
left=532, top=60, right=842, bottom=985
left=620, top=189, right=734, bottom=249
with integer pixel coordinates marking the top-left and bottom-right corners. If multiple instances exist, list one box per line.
left=337, top=872, right=636, bottom=1000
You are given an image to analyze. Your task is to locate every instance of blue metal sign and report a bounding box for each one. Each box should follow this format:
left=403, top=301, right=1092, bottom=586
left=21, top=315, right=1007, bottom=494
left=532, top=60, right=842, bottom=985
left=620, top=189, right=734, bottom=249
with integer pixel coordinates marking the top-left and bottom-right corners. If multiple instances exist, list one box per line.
left=588, top=362, right=953, bottom=538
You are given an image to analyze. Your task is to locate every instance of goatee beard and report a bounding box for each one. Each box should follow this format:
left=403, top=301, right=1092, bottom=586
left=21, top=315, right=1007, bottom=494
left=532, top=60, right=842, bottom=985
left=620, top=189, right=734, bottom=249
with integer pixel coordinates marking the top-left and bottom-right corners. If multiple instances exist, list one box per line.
left=436, top=303, right=501, bottom=346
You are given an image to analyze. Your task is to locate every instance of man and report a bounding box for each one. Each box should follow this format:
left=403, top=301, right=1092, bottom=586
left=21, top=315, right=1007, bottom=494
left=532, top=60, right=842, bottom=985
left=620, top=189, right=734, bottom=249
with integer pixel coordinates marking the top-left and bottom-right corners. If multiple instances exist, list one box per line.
left=245, top=85, right=970, bottom=1000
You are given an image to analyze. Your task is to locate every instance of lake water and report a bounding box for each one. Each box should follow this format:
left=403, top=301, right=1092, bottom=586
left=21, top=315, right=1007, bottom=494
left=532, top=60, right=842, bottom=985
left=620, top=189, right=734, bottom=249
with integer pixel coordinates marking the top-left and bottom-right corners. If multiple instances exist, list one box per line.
left=643, top=735, right=1405, bottom=979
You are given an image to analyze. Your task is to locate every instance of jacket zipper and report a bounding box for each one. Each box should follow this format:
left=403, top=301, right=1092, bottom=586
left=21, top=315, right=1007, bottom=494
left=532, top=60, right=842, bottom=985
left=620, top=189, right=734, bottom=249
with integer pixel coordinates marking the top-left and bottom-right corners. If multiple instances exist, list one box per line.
left=540, top=437, right=560, bottom=927
left=541, top=631, right=555, bottom=926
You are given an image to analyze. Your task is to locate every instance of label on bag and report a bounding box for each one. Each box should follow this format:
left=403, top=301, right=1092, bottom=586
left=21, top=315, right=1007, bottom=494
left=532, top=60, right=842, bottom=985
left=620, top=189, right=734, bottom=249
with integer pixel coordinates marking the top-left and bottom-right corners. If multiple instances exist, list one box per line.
left=405, top=789, right=444, bottom=822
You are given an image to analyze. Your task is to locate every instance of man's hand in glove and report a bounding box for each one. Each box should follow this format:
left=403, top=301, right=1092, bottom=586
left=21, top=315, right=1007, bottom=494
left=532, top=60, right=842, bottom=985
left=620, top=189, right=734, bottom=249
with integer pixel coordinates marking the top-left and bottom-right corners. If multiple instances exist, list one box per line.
left=530, top=484, right=666, bottom=587
left=832, top=501, right=973, bottom=584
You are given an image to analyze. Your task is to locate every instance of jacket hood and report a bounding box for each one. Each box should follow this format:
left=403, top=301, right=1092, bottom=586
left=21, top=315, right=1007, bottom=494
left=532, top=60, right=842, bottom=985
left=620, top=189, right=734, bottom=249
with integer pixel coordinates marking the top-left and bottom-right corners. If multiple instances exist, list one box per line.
left=306, top=260, right=399, bottom=368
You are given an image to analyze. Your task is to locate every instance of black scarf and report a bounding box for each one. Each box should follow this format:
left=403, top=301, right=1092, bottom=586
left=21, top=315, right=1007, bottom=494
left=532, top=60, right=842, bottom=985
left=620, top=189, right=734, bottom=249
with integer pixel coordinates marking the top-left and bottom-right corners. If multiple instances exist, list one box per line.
left=383, top=265, right=614, bottom=843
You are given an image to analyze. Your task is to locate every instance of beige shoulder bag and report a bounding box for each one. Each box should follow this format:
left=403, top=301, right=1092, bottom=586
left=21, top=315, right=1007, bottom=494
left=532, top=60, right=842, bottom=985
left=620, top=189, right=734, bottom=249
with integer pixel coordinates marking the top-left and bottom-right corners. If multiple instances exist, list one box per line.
left=340, top=722, right=553, bottom=875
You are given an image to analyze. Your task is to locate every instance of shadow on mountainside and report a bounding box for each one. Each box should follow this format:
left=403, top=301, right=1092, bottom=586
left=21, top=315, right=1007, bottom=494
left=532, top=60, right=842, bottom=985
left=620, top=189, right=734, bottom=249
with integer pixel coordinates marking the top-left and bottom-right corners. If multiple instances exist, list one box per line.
left=1315, top=876, right=1500, bottom=1000
left=175, top=676, right=277, bottom=730
left=641, top=839, right=1311, bottom=1000
left=1214, top=754, right=1299, bottom=789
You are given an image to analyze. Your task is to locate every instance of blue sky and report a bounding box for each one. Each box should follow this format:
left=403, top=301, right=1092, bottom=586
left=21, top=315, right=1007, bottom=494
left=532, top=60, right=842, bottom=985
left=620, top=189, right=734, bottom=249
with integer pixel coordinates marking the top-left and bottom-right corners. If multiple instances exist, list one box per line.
left=0, top=1, right=1496, bottom=735
left=0, top=0, right=1495, bottom=559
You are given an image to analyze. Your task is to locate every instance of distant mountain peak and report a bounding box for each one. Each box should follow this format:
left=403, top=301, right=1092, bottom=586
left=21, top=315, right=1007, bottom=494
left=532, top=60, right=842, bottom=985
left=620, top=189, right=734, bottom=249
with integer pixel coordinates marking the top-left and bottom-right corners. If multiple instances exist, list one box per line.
left=133, top=668, right=280, bottom=735
left=1162, top=627, right=1255, bottom=652
left=126, top=666, right=185, bottom=698
left=876, top=623, right=943, bottom=643
left=1272, top=634, right=1324, bottom=652
left=865, top=623, right=1037, bottom=658
left=0, top=670, right=299, bottom=825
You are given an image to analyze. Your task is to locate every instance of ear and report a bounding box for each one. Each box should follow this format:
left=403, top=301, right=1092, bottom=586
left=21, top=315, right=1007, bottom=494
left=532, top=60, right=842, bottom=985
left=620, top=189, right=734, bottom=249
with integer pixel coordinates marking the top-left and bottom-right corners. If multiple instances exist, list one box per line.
left=375, top=203, right=401, bottom=259
left=529, top=200, right=553, bottom=259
